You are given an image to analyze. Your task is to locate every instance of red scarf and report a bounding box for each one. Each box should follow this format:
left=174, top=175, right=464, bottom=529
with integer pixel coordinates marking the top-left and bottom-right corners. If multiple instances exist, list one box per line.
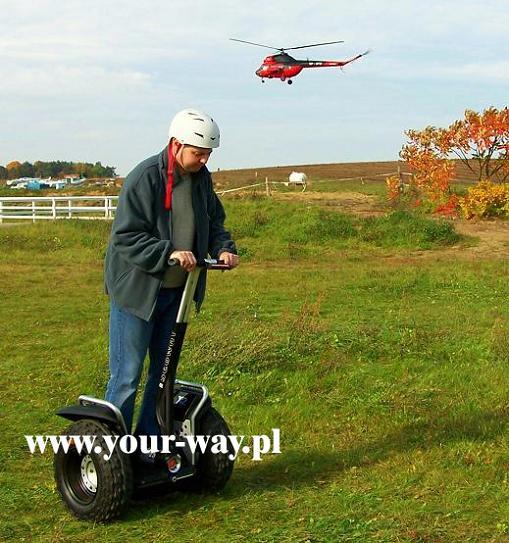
left=165, top=146, right=175, bottom=210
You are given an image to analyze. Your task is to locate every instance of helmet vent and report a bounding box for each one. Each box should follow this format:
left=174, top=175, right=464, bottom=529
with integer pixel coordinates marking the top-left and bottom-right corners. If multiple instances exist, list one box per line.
left=194, top=132, right=204, bottom=138
left=187, top=112, right=205, bottom=122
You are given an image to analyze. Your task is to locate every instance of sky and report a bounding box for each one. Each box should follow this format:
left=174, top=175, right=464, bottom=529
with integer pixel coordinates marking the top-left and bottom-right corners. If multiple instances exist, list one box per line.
left=1, top=0, right=507, bottom=176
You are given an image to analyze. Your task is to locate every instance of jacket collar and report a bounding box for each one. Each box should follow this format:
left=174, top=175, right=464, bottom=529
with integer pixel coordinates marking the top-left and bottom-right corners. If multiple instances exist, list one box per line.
left=158, top=145, right=168, bottom=182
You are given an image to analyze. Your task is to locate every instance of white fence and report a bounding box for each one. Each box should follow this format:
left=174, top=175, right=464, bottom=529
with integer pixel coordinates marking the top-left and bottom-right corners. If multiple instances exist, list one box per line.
left=0, top=196, right=118, bottom=222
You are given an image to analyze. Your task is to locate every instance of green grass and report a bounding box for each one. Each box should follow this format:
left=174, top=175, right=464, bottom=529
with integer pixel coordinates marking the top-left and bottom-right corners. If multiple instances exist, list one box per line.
left=1, top=201, right=509, bottom=542
left=307, top=178, right=389, bottom=196
left=222, top=200, right=462, bottom=260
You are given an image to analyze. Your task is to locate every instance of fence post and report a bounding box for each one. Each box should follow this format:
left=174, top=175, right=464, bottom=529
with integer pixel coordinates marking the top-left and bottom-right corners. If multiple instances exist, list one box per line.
left=265, top=176, right=271, bottom=197
left=32, top=200, right=36, bottom=223
left=398, top=164, right=404, bottom=191
left=0, top=200, right=3, bottom=224
left=52, top=198, right=56, bottom=219
left=68, top=199, right=72, bottom=219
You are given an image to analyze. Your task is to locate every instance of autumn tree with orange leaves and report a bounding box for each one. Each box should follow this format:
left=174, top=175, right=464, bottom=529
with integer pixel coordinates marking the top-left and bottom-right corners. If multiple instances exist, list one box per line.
left=449, top=108, right=509, bottom=183
left=392, top=107, right=509, bottom=215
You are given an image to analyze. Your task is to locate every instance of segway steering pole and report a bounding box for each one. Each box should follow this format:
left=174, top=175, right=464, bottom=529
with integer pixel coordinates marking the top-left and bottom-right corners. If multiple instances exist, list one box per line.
left=156, top=258, right=231, bottom=440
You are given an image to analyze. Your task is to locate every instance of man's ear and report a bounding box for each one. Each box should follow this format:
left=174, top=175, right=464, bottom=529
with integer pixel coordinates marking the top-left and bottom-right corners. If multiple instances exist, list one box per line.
left=171, top=138, right=183, bottom=153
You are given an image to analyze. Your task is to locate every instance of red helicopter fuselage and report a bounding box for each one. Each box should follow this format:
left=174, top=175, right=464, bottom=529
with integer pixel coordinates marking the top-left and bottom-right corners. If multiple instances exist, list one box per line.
left=255, top=51, right=368, bottom=83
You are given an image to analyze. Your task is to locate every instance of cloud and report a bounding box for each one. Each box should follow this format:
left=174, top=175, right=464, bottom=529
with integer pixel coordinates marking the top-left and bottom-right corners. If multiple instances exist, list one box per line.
left=364, top=57, right=509, bottom=84
left=0, top=37, right=192, bottom=65
left=0, top=64, right=152, bottom=98
left=433, top=61, right=509, bottom=82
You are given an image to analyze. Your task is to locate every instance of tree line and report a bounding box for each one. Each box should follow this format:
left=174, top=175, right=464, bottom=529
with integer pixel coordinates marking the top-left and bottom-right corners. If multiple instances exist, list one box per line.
left=0, top=160, right=117, bottom=180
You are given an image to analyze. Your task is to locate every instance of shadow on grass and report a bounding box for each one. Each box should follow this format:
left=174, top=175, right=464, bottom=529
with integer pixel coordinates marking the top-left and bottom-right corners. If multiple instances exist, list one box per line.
left=230, top=405, right=509, bottom=490
left=123, top=404, right=509, bottom=521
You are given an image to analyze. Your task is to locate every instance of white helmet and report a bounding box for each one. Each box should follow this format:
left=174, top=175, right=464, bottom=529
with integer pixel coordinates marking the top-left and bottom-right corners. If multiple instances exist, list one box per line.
left=168, top=108, right=220, bottom=149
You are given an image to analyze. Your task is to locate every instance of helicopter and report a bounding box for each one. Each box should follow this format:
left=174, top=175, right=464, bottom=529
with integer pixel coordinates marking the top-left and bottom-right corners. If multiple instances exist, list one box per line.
left=230, top=38, right=370, bottom=84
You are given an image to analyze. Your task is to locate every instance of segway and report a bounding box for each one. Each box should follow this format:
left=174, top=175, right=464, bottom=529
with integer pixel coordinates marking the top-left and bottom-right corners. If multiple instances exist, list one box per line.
left=53, top=258, right=235, bottom=521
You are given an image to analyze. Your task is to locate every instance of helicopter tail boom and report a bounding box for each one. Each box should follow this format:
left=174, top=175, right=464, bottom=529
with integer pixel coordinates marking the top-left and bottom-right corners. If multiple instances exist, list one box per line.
left=299, top=50, right=371, bottom=69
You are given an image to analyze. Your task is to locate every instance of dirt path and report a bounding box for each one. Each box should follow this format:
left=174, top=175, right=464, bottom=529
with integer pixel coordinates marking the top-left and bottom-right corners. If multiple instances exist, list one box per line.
left=451, top=219, right=509, bottom=258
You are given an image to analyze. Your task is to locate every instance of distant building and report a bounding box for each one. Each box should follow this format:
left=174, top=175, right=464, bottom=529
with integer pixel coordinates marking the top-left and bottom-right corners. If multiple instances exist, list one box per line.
left=26, top=180, right=42, bottom=190
left=8, top=177, right=40, bottom=187
left=7, top=176, right=87, bottom=190
left=46, top=181, right=67, bottom=190
left=63, top=175, right=86, bottom=185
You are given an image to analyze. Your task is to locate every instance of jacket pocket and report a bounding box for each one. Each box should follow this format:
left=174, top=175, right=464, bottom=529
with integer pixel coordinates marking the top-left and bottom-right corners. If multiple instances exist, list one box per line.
left=114, top=267, right=133, bottom=286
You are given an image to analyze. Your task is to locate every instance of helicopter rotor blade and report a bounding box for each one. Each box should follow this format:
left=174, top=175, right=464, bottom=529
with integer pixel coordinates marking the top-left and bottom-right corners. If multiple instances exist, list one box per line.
left=229, top=38, right=282, bottom=51
left=284, top=40, right=345, bottom=51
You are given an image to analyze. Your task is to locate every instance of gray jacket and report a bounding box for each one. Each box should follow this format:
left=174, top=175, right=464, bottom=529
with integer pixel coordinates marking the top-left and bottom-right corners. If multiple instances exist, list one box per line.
left=104, top=146, right=236, bottom=321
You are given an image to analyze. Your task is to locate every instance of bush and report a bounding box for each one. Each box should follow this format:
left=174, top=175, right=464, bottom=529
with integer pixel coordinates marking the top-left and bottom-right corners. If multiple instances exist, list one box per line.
left=359, top=210, right=460, bottom=248
left=459, top=180, right=509, bottom=219
left=226, top=199, right=463, bottom=251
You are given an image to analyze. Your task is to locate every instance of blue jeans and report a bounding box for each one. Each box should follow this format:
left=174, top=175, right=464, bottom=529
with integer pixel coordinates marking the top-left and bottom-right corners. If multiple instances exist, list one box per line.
left=105, top=287, right=184, bottom=436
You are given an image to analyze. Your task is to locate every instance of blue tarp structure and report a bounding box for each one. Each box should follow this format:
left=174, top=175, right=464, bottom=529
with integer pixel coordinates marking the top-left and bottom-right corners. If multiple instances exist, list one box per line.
left=26, top=180, right=42, bottom=190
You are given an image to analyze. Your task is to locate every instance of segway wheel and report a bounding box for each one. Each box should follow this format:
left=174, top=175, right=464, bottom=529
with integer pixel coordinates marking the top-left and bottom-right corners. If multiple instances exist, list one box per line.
left=54, top=419, right=133, bottom=522
left=184, top=407, right=235, bottom=492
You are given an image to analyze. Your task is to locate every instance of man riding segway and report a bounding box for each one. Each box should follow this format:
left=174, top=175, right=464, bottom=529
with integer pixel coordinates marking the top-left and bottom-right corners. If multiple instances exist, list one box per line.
left=54, top=109, right=239, bottom=521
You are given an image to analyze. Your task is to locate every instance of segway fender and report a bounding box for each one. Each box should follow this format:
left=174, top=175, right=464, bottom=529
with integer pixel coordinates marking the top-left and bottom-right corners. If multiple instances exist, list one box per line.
left=56, top=396, right=128, bottom=435
left=56, top=405, right=123, bottom=433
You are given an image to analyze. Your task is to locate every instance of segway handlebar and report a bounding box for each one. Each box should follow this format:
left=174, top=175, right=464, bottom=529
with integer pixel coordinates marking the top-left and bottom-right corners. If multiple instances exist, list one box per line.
left=168, top=257, right=231, bottom=270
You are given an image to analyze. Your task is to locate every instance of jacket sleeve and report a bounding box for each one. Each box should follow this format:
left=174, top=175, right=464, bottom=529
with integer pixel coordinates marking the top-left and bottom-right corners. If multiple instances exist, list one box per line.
left=111, top=178, right=173, bottom=274
left=207, top=188, right=237, bottom=259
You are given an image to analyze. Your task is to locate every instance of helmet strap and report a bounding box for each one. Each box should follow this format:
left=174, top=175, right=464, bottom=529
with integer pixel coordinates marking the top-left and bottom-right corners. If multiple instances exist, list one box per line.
left=165, top=144, right=176, bottom=210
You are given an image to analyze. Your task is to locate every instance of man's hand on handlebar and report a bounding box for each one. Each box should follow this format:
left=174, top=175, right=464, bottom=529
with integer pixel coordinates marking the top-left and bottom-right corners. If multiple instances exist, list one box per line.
left=218, top=251, right=239, bottom=269
left=169, top=251, right=239, bottom=271
left=169, top=251, right=196, bottom=272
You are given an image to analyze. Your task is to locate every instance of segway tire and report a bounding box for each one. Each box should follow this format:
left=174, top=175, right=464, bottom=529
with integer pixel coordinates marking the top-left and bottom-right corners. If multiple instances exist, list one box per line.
left=184, top=407, right=235, bottom=492
left=54, top=419, right=133, bottom=522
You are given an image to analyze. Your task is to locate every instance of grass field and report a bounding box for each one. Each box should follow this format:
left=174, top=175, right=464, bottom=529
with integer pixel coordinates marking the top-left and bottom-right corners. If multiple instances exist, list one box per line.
left=2, top=178, right=509, bottom=542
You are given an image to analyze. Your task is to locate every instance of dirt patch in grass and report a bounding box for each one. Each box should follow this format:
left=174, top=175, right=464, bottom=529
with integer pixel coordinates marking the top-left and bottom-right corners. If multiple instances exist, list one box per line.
left=273, top=191, right=386, bottom=216
left=451, top=218, right=509, bottom=257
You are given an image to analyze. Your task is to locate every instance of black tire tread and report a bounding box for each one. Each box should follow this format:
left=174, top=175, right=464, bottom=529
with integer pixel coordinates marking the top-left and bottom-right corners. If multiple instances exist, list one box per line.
left=185, top=407, right=235, bottom=492
left=54, top=419, right=133, bottom=522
